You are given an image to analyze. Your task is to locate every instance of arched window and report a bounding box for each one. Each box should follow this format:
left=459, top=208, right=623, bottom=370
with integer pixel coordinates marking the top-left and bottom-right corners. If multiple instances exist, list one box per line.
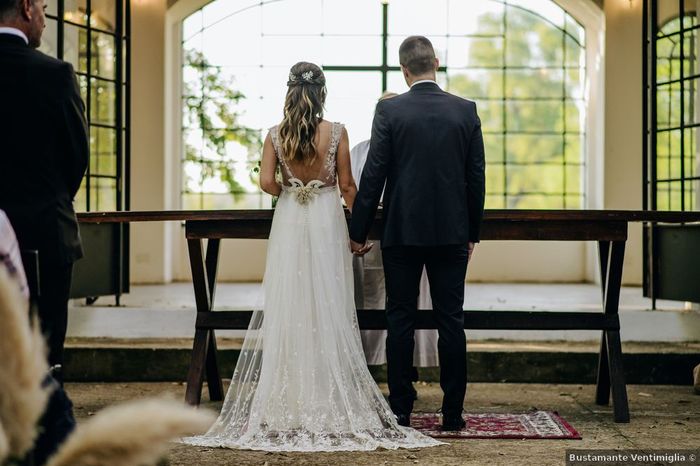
left=181, top=0, right=588, bottom=209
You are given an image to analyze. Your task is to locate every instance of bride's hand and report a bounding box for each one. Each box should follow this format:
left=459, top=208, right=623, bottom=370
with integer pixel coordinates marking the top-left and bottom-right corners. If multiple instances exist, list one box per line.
left=350, top=240, right=373, bottom=256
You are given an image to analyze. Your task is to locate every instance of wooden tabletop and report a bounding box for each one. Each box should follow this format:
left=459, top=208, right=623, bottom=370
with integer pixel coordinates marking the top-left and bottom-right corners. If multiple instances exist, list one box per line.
left=77, top=209, right=700, bottom=224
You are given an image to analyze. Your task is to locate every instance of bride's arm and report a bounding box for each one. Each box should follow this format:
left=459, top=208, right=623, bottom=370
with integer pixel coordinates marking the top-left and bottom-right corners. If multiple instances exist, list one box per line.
left=259, top=133, right=282, bottom=196
left=336, top=128, right=357, bottom=211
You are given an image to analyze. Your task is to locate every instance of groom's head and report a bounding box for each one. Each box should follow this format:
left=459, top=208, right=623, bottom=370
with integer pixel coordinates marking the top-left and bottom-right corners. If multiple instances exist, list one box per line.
left=399, top=36, right=438, bottom=85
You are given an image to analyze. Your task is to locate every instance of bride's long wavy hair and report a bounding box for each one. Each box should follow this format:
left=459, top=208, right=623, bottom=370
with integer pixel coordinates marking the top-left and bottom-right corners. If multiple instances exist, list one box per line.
left=278, top=62, right=327, bottom=165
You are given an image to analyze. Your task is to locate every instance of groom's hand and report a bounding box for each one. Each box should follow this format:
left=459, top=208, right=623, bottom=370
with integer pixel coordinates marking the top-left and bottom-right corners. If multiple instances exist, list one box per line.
left=468, top=242, right=476, bottom=262
left=350, top=239, right=373, bottom=256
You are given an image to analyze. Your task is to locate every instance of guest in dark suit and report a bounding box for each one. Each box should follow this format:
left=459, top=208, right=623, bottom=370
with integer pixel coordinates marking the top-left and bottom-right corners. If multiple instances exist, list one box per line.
left=0, top=0, right=88, bottom=373
left=349, top=36, right=485, bottom=431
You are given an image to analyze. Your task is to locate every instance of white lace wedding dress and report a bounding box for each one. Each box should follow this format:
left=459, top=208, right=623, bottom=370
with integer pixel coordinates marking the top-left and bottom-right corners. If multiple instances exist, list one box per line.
left=182, top=122, right=442, bottom=452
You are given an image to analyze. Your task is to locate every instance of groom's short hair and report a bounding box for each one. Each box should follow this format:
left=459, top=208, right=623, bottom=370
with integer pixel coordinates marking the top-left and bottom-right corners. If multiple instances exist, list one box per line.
left=399, top=36, right=436, bottom=76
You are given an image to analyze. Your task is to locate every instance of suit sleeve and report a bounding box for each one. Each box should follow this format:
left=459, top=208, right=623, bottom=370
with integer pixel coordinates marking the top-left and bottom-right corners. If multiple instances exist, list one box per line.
left=59, top=62, right=89, bottom=199
left=349, top=102, right=392, bottom=243
left=466, top=102, right=485, bottom=243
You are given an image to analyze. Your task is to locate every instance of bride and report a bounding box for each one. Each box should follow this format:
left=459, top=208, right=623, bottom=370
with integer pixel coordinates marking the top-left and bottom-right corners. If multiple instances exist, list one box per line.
left=183, top=62, right=442, bottom=452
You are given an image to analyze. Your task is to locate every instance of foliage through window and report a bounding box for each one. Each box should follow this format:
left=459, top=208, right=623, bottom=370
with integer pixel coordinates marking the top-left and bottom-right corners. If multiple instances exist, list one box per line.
left=181, top=0, right=587, bottom=209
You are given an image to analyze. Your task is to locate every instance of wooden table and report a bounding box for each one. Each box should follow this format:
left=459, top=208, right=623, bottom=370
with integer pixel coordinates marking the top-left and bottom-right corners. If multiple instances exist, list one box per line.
left=78, top=209, right=700, bottom=423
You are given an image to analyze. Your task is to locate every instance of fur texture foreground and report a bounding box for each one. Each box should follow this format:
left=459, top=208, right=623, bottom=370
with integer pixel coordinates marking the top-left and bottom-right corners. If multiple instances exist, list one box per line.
left=45, top=398, right=214, bottom=466
left=0, top=267, right=50, bottom=459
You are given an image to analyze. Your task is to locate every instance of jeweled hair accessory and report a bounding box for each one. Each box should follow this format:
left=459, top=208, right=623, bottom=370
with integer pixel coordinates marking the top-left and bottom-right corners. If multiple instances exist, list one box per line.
left=287, top=70, right=317, bottom=86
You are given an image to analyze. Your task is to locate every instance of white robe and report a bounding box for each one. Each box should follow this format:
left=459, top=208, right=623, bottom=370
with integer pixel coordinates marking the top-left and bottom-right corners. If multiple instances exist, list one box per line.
left=350, top=140, right=439, bottom=367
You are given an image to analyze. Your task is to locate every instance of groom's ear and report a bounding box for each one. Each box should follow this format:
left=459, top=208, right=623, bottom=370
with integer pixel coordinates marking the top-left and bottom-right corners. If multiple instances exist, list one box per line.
left=434, top=57, right=440, bottom=71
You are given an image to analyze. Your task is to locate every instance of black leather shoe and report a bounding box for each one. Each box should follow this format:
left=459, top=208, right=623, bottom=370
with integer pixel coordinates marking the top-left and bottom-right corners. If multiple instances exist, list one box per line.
left=441, top=414, right=466, bottom=431
left=396, top=414, right=411, bottom=427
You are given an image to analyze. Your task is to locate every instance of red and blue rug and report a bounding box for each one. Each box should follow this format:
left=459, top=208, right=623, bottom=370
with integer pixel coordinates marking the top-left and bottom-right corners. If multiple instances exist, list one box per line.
left=412, top=411, right=581, bottom=440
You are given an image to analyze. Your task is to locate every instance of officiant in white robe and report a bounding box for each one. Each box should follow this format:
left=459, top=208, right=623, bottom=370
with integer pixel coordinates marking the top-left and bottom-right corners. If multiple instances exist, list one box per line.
left=351, top=92, right=439, bottom=367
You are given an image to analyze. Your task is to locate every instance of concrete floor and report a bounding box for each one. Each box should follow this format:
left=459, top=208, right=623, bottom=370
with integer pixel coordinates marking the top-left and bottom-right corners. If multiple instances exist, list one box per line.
left=67, top=283, right=700, bottom=342
left=67, top=381, right=700, bottom=466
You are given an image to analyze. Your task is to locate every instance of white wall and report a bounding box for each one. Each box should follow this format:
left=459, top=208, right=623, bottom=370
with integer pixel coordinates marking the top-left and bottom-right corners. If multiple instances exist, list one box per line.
left=127, top=0, right=648, bottom=286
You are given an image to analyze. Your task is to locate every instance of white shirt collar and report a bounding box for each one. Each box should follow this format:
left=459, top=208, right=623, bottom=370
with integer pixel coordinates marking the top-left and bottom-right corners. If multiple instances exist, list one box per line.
left=410, top=79, right=437, bottom=88
left=0, top=27, right=29, bottom=45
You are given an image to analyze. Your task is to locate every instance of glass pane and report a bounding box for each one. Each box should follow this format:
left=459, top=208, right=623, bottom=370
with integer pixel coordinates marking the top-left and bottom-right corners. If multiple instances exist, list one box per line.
left=90, top=177, right=117, bottom=211
left=447, top=69, right=503, bottom=100
left=485, top=194, right=505, bottom=209
left=446, top=37, right=504, bottom=68
left=261, top=0, right=323, bottom=35
left=507, top=194, right=563, bottom=209
left=448, top=0, right=504, bottom=36
left=484, top=134, right=503, bottom=164
left=201, top=7, right=261, bottom=67
left=566, top=68, right=585, bottom=99
left=74, top=178, right=88, bottom=212
left=505, top=100, right=563, bottom=132
left=91, top=0, right=116, bottom=32
left=656, top=130, right=682, bottom=180
left=90, top=127, right=117, bottom=176
left=507, top=164, right=564, bottom=195
left=565, top=164, right=583, bottom=194
left=565, top=101, right=584, bottom=132
left=322, top=36, right=382, bottom=66
left=262, top=35, right=322, bottom=67
left=63, top=24, right=87, bottom=73
left=91, top=79, right=116, bottom=126
left=183, top=10, right=203, bottom=42
left=201, top=0, right=260, bottom=29
left=506, top=135, right=563, bottom=164
left=505, top=6, right=564, bottom=68
left=506, top=69, right=564, bottom=99
left=323, top=0, right=382, bottom=35
left=565, top=134, right=584, bottom=164
left=91, top=32, right=116, bottom=79
left=388, top=0, right=448, bottom=36
left=486, top=163, right=504, bottom=194
left=565, top=194, right=584, bottom=209
left=564, top=33, right=583, bottom=67
left=64, top=0, right=88, bottom=25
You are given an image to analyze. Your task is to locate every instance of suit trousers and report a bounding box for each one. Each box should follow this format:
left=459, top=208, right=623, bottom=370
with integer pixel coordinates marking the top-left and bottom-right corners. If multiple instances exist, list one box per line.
left=37, top=255, right=73, bottom=368
left=382, top=245, right=468, bottom=417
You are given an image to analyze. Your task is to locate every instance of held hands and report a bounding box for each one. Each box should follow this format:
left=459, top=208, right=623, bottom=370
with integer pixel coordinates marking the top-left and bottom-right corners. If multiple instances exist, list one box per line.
left=350, top=239, right=374, bottom=256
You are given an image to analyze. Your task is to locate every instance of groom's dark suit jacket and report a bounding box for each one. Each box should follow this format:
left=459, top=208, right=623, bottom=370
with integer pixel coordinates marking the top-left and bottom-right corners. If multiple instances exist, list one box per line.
left=0, top=33, right=88, bottom=264
left=349, top=81, right=485, bottom=247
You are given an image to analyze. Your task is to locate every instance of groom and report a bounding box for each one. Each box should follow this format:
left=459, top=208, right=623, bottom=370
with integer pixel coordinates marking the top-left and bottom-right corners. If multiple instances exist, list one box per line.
left=349, top=36, right=485, bottom=431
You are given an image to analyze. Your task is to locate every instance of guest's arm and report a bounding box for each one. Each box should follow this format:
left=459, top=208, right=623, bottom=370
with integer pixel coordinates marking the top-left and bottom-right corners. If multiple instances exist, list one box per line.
left=466, top=101, right=486, bottom=244
left=336, top=127, right=357, bottom=211
left=348, top=102, right=392, bottom=244
left=59, top=63, right=88, bottom=199
left=259, top=133, right=282, bottom=196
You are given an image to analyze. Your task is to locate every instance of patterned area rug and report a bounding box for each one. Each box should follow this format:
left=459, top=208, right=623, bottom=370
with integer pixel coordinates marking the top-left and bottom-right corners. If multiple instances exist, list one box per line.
left=411, top=411, right=581, bottom=439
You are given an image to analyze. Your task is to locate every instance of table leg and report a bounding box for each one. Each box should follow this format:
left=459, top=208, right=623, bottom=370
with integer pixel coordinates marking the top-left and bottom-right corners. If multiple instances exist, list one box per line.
left=204, top=239, right=223, bottom=401
left=601, top=240, right=630, bottom=423
left=185, top=238, right=224, bottom=405
left=595, top=241, right=611, bottom=405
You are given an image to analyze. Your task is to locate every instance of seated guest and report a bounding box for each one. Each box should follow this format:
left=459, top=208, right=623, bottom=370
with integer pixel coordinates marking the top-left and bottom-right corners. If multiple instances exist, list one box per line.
left=0, top=0, right=89, bottom=373
left=0, top=209, right=76, bottom=466
left=351, top=92, right=439, bottom=376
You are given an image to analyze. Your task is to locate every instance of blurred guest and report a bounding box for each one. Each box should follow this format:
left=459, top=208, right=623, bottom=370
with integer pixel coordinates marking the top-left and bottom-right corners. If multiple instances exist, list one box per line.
left=0, top=209, right=29, bottom=299
left=351, top=91, right=439, bottom=375
left=0, top=0, right=88, bottom=373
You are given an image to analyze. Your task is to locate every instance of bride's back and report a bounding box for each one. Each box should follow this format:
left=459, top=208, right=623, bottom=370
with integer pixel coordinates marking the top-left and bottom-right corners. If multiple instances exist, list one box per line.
left=271, top=119, right=343, bottom=187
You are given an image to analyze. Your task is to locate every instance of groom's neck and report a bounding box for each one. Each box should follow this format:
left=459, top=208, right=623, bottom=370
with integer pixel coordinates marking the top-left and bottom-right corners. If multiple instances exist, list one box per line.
left=407, top=73, right=436, bottom=86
